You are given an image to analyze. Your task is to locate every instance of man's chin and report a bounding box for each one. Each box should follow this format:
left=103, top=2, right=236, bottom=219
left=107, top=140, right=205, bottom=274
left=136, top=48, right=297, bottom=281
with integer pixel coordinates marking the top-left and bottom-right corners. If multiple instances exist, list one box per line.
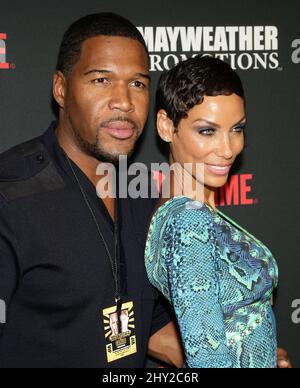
left=101, top=142, right=136, bottom=161
left=97, top=148, right=135, bottom=164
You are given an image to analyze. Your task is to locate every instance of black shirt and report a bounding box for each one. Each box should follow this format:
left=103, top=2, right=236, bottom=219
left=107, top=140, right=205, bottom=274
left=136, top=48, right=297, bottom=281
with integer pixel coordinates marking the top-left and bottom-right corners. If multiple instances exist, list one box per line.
left=0, top=122, right=171, bottom=368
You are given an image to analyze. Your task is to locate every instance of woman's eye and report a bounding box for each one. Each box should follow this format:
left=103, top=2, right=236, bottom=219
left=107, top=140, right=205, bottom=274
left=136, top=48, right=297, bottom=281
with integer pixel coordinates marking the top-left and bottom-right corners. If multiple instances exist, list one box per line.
left=198, top=128, right=215, bottom=136
left=233, top=125, right=246, bottom=133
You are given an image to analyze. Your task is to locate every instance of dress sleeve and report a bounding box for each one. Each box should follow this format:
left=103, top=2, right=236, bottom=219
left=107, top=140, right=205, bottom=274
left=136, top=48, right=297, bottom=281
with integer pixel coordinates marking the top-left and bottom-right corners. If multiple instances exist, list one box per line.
left=163, top=204, right=233, bottom=368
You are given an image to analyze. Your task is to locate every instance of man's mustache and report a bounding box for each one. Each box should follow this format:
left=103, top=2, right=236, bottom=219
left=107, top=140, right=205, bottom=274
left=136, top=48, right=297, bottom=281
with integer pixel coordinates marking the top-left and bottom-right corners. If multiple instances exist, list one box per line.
left=99, top=117, right=139, bottom=132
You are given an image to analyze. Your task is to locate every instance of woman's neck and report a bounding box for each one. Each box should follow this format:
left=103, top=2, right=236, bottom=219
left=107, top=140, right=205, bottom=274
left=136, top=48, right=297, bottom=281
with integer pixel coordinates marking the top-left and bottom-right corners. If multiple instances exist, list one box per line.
left=167, top=155, right=217, bottom=212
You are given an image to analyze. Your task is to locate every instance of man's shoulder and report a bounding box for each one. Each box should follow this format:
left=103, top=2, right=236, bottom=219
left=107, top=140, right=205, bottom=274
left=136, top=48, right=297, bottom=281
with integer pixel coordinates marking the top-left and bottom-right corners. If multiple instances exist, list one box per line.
left=0, top=135, right=43, bottom=158
left=0, top=136, right=65, bottom=202
left=0, top=135, right=48, bottom=182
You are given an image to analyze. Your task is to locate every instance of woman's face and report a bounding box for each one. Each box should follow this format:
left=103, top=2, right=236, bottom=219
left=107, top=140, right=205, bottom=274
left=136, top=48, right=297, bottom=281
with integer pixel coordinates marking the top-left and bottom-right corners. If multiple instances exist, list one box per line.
left=158, top=94, right=246, bottom=190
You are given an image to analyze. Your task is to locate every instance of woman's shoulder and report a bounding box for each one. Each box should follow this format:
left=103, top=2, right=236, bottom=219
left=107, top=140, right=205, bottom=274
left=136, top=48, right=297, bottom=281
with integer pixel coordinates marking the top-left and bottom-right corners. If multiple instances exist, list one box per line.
left=151, top=196, right=214, bottom=232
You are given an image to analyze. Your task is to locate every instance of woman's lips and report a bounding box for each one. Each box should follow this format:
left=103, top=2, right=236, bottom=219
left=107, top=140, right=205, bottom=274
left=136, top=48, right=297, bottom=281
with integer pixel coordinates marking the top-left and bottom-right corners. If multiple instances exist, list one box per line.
left=205, top=163, right=232, bottom=176
left=103, top=122, right=135, bottom=140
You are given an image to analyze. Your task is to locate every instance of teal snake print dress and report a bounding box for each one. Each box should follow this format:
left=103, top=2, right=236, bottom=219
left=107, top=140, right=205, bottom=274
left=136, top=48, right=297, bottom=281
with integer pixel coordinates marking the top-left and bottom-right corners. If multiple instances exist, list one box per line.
left=145, top=197, right=278, bottom=368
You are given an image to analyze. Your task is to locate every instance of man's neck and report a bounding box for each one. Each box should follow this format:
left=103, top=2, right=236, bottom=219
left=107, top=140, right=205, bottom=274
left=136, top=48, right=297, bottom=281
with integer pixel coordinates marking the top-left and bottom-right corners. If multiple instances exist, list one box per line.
left=55, top=124, right=116, bottom=221
left=55, top=124, right=100, bottom=187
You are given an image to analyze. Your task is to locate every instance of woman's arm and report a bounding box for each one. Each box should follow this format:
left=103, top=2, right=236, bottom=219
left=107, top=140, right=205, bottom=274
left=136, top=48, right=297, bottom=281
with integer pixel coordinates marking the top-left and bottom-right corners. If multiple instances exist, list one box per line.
left=165, top=206, right=233, bottom=368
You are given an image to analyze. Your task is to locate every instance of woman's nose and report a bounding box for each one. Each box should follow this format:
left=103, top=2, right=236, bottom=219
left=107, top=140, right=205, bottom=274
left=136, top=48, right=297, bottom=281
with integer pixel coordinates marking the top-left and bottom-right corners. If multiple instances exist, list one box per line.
left=216, top=134, right=234, bottom=160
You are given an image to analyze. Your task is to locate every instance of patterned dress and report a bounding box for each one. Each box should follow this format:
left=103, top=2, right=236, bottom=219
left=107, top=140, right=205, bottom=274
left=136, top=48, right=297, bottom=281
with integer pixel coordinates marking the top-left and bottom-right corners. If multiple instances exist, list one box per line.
left=145, top=196, right=278, bottom=368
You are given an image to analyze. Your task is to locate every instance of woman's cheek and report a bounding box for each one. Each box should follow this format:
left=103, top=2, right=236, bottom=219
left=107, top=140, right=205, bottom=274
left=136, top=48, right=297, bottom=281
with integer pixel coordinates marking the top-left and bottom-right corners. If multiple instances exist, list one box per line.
left=234, top=136, right=245, bottom=155
left=192, top=138, right=212, bottom=163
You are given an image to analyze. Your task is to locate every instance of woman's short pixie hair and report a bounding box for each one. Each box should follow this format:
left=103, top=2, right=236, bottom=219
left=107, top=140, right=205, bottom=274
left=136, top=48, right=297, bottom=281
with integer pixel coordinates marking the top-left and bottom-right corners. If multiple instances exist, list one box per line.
left=156, top=55, right=245, bottom=128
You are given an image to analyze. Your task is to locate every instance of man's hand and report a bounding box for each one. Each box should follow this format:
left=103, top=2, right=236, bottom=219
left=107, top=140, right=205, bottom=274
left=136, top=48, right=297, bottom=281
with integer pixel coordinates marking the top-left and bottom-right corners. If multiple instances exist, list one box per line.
left=149, top=325, right=293, bottom=369
left=277, top=348, right=292, bottom=368
left=148, top=321, right=185, bottom=368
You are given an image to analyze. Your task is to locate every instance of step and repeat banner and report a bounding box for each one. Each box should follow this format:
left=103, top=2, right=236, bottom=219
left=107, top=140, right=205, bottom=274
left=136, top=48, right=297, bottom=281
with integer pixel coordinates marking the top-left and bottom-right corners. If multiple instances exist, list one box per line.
left=0, top=0, right=299, bottom=367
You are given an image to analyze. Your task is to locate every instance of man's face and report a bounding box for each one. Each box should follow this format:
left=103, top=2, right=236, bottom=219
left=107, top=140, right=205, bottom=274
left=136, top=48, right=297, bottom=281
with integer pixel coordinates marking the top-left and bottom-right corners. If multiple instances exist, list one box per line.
left=56, top=36, right=150, bottom=162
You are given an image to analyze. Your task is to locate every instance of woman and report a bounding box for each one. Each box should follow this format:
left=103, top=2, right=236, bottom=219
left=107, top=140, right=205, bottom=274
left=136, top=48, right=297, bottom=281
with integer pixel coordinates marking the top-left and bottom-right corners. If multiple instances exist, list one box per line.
left=145, top=56, right=278, bottom=368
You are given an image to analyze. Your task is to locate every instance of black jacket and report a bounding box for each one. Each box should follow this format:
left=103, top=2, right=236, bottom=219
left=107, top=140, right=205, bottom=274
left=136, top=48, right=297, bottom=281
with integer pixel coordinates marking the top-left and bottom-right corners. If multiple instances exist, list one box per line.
left=0, top=122, right=171, bottom=368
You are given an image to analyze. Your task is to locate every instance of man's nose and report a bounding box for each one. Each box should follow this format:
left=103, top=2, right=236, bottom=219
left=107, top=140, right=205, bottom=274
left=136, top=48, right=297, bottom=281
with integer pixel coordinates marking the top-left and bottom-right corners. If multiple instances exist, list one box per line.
left=109, top=84, right=134, bottom=113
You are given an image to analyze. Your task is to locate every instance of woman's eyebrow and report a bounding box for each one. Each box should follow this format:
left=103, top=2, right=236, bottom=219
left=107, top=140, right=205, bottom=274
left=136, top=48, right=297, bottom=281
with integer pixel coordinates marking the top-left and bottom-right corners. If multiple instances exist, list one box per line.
left=192, top=116, right=247, bottom=128
left=232, top=117, right=247, bottom=127
left=192, top=118, right=221, bottom=128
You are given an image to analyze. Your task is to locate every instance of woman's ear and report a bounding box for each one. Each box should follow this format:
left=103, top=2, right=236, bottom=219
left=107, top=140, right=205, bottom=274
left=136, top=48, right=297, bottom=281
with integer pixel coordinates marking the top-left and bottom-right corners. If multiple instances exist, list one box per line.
left=53, top=71, right=66, bottom=109
left=157, top=110, right=175, bottom=143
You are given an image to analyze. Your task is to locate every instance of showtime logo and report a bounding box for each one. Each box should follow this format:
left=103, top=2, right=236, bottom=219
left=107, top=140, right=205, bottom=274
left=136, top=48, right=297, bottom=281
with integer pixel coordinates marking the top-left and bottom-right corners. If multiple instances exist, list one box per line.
left=154, top=172, right=257, bottom=207
left=215, top=174, right=256, bottom=207
left=0, top=33, right=9, bottom=69
left=138, top=26, right=280, bottom=72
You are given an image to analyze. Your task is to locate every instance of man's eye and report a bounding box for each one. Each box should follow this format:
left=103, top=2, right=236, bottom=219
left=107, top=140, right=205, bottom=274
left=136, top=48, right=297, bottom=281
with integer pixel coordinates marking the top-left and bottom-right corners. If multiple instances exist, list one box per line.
left=92, top=78, right=109, bottom=84
left=131, top=80, right=146, bottom=89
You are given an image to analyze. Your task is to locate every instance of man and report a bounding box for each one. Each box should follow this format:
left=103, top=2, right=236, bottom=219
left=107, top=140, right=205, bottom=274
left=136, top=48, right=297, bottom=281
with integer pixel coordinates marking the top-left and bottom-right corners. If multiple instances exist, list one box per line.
left=0, top=13, right=291, bottom=368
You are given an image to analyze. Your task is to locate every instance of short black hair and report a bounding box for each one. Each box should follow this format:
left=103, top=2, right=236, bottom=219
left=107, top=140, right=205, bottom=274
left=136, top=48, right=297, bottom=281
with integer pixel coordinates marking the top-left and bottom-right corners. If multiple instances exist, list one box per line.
left=156, top=55, right=245, bottom=128
left=56, top=12, right=148, bottom=75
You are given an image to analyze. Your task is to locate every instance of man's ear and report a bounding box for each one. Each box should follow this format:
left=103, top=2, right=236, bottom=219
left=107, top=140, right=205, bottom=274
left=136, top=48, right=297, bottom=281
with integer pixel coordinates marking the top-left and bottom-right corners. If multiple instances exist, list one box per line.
left=157, top=110, right=175, bottom=143
left=53, top=71, right=66, bottom=109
